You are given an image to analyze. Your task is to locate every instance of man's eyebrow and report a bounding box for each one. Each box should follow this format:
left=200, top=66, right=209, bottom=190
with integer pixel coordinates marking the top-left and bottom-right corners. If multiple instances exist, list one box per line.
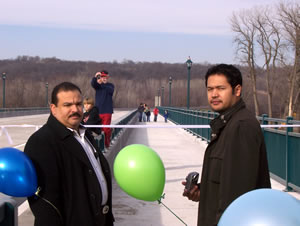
left=63, top=102, right=72, bottom=105
left=63, top=101, right=82, bottom=105
left=207, top=85, right=226, bottom=88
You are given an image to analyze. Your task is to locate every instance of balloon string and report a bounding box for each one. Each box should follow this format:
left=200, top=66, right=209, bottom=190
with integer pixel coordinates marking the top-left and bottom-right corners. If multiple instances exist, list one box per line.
left=157, top=194, right=188, bottom=226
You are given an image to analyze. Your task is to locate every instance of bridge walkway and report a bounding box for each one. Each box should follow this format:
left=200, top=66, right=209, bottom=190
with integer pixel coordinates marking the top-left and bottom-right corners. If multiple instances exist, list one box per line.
left=0, top=112, right=299, bottom=226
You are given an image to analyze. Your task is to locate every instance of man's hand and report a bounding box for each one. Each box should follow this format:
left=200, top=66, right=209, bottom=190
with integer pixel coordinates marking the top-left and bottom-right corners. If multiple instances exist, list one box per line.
left=83, top=116, right=89, bottom=123
left=182, top=181, right=200, bottom=202
left=95, top=72, right=103, bottom=84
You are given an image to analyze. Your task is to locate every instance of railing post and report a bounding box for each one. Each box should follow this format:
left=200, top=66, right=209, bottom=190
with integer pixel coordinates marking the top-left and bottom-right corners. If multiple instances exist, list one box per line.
left=261, top=114, right=268, bottom=136
left=196, top=111, right=200, bottom=138
left=207, top=110, right=211, bottom=143
left=284, top=116, right=293, bottom=192
left=261, top=114, right=268, bottom=125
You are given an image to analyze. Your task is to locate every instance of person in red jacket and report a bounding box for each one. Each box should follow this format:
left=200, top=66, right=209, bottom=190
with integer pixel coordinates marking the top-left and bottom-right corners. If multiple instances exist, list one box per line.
left=153, top=106, right=159, bottom=122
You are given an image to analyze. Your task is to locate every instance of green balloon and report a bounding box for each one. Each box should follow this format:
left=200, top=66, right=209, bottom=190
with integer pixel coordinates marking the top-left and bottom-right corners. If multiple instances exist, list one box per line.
left=113, top=144, right=165, bottom=201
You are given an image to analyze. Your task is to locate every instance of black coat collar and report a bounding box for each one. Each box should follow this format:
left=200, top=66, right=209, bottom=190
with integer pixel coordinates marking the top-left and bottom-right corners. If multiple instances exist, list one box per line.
left=47, top=114, right=74, bottom=140
left=46, top=114, right=96, bottom=166
left=210, top=99, right=245, bottom=140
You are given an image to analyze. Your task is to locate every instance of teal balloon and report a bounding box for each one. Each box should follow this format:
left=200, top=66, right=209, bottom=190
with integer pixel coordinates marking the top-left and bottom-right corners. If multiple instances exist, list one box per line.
left=0, top=147, right=37, bottom=197
left=218, top=188, right=300, bottom=226
left=114, top=144, right=165, bottom=201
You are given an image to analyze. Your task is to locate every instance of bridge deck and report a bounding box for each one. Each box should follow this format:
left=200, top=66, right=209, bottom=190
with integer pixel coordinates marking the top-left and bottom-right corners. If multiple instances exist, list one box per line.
left=0, top=112, right=299, bottom=226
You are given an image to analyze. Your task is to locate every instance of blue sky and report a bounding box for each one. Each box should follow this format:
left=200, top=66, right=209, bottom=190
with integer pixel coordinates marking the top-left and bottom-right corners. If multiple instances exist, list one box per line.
left=0, top=0, right=280, bottom=64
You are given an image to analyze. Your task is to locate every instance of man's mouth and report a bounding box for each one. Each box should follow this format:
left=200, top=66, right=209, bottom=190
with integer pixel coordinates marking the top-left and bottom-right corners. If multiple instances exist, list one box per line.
left=69, top=113, right=81, bottom=118
left=211, top=100, right=222, bottom=105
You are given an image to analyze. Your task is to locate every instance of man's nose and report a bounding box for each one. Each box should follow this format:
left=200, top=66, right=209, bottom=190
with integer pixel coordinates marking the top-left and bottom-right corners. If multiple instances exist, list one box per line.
left=71, top=104, right=80, bottom=112
left=211, top=89, right=219, bottom=97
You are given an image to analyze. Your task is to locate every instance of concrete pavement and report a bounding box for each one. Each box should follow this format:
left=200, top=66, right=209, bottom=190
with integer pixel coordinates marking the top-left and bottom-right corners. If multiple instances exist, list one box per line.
left=110, top=114, right=205, bottom=226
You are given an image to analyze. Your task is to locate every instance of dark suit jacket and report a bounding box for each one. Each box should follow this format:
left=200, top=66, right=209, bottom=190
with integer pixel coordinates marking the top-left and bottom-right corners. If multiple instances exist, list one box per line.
left=24, top=114, right=114, bottom=226
left=198, top=99, right=271, bottom=226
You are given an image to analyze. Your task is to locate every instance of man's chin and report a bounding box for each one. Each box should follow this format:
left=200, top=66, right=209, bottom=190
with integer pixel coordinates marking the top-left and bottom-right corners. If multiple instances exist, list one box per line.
left=210, top=105, right=223, bottom=112
left=69, top=118, right=82, bottom=126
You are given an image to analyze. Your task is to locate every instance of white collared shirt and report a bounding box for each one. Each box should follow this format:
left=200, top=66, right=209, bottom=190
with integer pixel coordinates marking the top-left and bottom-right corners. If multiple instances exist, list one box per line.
left=69, top=127, right=108, bottom=205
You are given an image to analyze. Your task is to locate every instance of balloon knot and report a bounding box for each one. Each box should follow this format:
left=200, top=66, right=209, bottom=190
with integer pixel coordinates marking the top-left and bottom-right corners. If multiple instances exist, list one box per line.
left=157, top=193, right=165, bottom=204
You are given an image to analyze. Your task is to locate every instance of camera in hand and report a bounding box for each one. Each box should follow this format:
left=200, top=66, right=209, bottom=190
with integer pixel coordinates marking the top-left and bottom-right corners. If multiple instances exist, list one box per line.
left=97, top=75, right=101, bottom=79
left=185, top=172, right=199, bottom=191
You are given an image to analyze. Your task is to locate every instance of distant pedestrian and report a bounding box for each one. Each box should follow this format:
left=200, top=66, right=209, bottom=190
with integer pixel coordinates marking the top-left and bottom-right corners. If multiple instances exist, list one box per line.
left=145, top=104, right=151, bottom=122
left=163, top=110, right=169, bottom=123
left=142, top=103, right=147, bottom=122
left=91, top=70, right=114, bottom=148
left=153, top=106, right=159, bottom=122
left=137, top=103, right=144, bottom=122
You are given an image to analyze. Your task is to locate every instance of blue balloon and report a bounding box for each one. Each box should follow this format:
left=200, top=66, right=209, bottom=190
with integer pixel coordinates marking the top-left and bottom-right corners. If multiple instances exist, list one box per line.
left=218, top=188, right=300, bottom=226
left=0, top=147, right=37, bottom=197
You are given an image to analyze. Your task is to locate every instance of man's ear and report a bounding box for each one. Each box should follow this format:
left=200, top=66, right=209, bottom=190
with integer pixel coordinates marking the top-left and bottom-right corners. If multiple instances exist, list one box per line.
left=234, top=84, right=242, bottom=97
left=50, top=104, right=56, bottom=116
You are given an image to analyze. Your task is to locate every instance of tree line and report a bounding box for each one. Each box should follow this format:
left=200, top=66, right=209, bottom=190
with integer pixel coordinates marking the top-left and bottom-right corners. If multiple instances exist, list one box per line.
left=0, top=55, right=295, bottom=119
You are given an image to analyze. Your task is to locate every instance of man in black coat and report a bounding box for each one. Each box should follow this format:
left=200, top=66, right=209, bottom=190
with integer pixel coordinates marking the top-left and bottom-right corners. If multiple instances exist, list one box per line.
left=24, top=82, right=114, bottom=226
left=182, top=64, right=271, bottom=226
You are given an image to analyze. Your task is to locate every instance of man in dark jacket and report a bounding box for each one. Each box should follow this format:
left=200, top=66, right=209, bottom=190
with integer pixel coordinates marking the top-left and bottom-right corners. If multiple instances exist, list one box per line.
left=24, top=82, right=114, bottom=226
left=182, top=64, right=271, bottom=226
left=137, top=103, right=144, bottom=122
left=91, top=71, right=114, bottom=148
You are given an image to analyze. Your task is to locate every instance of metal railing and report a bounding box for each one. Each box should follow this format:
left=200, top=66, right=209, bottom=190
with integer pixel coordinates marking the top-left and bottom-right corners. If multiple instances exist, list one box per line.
left=158, top=106, right=218, bottom=142
left=94, top=110, right=138, bottom=152
left=158, top=107, right=300, bottom=193
left=258, top=114, right=300, bottom=192
left=0, top=107, right=50, bottom=118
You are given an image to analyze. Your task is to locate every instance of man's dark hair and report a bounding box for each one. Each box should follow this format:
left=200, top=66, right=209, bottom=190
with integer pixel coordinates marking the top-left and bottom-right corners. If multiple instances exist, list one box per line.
left=51, top=82, right=82, bottom=106
left=205, top=64, right=243, bottom=90
left=101, top=70, right=109, bottom=74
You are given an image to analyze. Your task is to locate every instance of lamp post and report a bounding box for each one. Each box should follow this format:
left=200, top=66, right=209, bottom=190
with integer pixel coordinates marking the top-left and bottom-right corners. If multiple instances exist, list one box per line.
left=157, top=88, right=160, bottom=106
left=161, top=86, right=165, bottom=106
left=2, top=72, right=7, bottom=108
left=45, top=82, right=49, bottom=107
left=186, top=56, right=192, bottom=109
left=169, top=76, right=172, bottom=106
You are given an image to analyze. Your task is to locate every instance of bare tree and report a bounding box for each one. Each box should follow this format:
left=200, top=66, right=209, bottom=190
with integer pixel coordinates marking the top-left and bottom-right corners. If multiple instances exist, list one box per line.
left=231, top=10, right=260, bottom=115
left=252, top=6, right=284, bottom=117
left=278, top=1, right=300, bottom=117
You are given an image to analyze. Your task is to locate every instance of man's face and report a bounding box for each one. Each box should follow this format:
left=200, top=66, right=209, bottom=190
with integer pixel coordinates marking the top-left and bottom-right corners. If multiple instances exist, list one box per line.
left=100, top=76, right=108, bottom=83
left=50, top=90, right=83, bottom=130
left=207, top=74, right=241, bottom=112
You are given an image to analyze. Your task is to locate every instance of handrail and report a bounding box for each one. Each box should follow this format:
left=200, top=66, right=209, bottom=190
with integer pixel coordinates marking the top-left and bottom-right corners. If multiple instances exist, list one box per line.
left=158, top=106, right=300, bottom=193
left=0, top=108, right=50, bottom=118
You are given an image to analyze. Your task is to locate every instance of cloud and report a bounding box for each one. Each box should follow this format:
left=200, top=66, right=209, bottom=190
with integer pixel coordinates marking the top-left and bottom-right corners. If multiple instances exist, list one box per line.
left=0, top=0, right=279, bottom=35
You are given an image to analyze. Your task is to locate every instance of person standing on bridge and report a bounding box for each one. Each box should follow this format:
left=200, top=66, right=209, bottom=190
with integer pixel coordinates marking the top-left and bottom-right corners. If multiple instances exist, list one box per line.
left=182, top=64, right=271, bottom=226
left=82, top=97, right=102, bottom=136
left=153, top=106, right=159, bottom=122
left=91, top=70, right=114, bottom=148
left=25, top=82, right=114, bottom=226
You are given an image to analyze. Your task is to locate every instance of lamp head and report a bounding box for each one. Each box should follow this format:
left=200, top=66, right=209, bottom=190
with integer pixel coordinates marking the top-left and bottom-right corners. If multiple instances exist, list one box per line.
left=186, top=57, right=192, bottom=69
